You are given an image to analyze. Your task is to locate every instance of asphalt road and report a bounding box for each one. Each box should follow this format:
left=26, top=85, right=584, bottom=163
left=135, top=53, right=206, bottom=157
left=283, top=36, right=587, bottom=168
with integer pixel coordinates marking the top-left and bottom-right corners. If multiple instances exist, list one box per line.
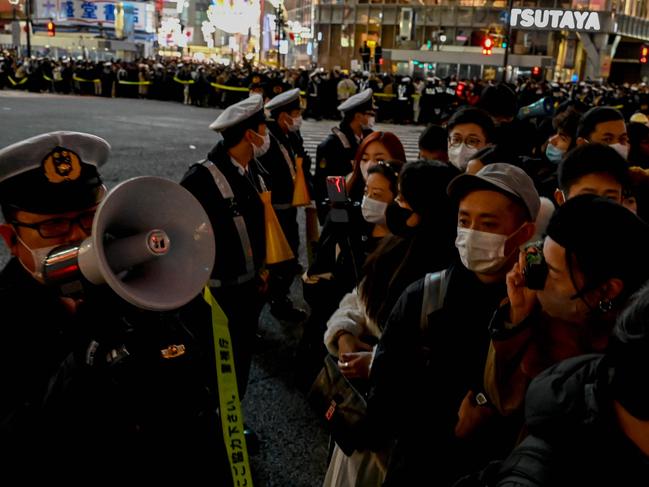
left=0, top=91, right=332, bottom=486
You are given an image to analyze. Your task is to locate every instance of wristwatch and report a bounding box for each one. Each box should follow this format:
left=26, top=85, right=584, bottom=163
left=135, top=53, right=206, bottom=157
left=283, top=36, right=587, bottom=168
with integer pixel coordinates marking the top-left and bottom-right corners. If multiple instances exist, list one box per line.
left=475, top=392, right=489, bottom=407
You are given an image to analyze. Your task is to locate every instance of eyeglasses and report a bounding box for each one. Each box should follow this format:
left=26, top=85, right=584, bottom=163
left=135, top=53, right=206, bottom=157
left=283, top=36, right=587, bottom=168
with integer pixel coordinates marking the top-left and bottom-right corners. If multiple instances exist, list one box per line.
left=448, top=135, right=484, bottom=149
left=11, top=210, right=95, bottom=239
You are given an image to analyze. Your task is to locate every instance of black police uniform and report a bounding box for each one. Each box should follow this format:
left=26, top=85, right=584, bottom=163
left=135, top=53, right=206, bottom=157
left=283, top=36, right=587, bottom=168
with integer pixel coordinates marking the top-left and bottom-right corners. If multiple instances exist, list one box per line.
left=258, top=120, right=305, bottom=318
left=315, top=122, right=372, bottom=222
left=0, top=259, right=232, bottom=480
left=181, top=140, right=266, bottom=397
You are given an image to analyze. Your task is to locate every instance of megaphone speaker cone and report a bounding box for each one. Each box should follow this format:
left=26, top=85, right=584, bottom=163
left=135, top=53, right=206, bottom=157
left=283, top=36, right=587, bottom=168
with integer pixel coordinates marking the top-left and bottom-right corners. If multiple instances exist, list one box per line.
left=260, top=191, right=295, bottom=264
left=85, top=176, right=215, bottom=311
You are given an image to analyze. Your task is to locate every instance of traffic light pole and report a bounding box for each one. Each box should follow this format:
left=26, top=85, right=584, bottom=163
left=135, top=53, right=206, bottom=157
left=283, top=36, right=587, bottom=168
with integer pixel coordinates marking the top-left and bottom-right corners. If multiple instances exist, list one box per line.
left=25, top=0, right=32, bottom=57
left=502, top=0, right=514, bottom=82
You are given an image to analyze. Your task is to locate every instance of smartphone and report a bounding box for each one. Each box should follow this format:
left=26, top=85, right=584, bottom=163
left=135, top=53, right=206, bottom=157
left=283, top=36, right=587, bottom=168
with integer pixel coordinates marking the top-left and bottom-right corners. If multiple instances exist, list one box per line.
left=326, top=176, right=349, bottom=223
left=522, top=241, right=548, bottom=290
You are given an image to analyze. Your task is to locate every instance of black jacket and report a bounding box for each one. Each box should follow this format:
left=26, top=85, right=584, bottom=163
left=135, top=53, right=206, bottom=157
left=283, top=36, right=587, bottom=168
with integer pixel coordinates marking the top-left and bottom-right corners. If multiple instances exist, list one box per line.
left=367, top=262, right=507, bottom=486
left=495, top=354, right=649, bottom=487
left=181, top=140, right=266, bottom=283
left=259, top=121, right=297, bottom=207
left=0, top=260, right=227, bottom=480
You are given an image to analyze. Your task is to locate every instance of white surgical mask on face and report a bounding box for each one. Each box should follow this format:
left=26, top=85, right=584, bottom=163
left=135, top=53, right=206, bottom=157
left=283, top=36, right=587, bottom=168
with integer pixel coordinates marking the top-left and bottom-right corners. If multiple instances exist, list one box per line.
left=289, top=115, right=303, bottom=132
left=362, top=116, right=375, bottom=130
left=361, top=196, right=388, bottom=224
left=455, top=226, right=521, bottom=274
left=15, top=234, right=59, bottom=283
left=448, top=144, right=479, bottom=172
left=609, top=143, right=629, bottom=160
left=252, top=131, right=271, bottom=158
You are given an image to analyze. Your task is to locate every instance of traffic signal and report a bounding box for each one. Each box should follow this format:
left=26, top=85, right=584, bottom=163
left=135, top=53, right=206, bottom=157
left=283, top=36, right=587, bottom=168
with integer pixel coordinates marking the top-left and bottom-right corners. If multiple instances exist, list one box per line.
left=482, top=36, right=493, bottom=55
left=531, top=66, right=542, bottom=80
left=47, top=20, right=55, bottom=37
left=641, top=44, right=648, bottom=64
left=455, top=81, right=466, bottom=98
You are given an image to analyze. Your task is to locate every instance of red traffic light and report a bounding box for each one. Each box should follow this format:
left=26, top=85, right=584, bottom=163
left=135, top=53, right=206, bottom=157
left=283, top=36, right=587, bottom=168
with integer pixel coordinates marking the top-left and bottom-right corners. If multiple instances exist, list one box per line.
left=47, top=21, right=55, bottom=37
left=455, top=81, right=466, bottom=97
left=641, top=45, right=649, bottom=63
left=532, top=66, right=541, bottom=75
left=482, top=36, right=493, bottom=55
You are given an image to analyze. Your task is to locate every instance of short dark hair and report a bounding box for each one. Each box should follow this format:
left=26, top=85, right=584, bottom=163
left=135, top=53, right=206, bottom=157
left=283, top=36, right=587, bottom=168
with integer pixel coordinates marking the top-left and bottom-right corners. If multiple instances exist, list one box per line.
left=366, top=159, right=401, bottom=195
left=553, top=107, right=582, bottom=149
left=477, top=84, right=517, bottom=119
left=558, top=143, right=629, bottom=193
left=418, top=125, right=447, bottom=153
left=446, top=107, right=495, bottom=143
left=222, top=118, right=266, bottom=149
left=576, top=106, right=625, bottom=140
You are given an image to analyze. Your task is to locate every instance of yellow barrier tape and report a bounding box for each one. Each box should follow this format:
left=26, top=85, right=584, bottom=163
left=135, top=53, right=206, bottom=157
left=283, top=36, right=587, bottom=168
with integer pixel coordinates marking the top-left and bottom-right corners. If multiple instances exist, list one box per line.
left=7, top=76, right=28, bottom=86
left=211, top=82, right=249, bottom=92
left=373, top=92, right=421, bottom=100
left=73, top=75, right=100, bottom=83
left=173, top=76, right=195, bottom=84
left=203, top=286, right=254, bottom=487
left=42, top=74, right=53, bottom=82
left=117, top=80, right=153, bottom=85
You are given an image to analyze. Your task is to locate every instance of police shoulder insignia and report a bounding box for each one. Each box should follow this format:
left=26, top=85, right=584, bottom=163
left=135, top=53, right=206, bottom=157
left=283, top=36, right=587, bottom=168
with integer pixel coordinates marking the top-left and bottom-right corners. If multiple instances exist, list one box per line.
left=42, top=146, right=82, bottom=183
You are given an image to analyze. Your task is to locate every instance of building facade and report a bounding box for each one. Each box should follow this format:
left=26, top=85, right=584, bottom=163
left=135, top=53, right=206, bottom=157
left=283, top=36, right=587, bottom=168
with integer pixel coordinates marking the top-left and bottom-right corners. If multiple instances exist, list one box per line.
left=311, top=0, right=649, bottom=82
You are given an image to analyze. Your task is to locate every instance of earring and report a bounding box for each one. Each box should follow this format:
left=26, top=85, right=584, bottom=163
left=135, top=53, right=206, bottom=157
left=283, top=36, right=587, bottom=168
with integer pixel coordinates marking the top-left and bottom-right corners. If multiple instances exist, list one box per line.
left=598, top=298, right=613, bottom=313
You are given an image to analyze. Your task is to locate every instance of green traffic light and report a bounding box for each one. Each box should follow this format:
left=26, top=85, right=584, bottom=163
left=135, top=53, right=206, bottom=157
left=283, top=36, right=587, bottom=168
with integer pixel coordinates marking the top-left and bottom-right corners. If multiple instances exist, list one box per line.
left=502, top=41, right=508, bottom=48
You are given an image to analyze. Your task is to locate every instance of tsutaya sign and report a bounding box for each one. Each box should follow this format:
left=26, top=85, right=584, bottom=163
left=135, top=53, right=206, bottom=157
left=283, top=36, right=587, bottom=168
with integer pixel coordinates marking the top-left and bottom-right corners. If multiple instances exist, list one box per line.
left=510, top=8, right=610, bottom=32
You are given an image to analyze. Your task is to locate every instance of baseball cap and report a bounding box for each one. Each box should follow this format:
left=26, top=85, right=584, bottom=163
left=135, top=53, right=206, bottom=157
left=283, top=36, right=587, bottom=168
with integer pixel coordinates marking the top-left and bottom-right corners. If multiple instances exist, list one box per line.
left=447, top=163, right=541, bottom=220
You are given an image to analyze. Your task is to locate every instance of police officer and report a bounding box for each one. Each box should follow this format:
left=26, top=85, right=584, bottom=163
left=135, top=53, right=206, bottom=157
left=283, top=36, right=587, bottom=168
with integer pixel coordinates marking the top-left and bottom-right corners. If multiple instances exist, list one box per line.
left=180, top=95, right=268, bottom=399
left=0, top=132, right=226, bottom=479
left=259, top=88, right=309, bottom=321
left=315, top=88, right=375, bottom=222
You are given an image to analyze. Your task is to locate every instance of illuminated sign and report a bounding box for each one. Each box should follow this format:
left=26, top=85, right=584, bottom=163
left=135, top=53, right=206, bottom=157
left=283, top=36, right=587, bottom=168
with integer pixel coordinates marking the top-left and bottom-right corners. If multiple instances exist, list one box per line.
left=509, top=8, right=608, bottom=32
left=206, top=0, right=260, bottom=35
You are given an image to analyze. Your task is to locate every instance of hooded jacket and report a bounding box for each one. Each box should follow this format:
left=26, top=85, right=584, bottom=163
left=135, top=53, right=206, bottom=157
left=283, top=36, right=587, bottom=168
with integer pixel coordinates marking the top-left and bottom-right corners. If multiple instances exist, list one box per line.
left=495, top=354, right=649, bottom=487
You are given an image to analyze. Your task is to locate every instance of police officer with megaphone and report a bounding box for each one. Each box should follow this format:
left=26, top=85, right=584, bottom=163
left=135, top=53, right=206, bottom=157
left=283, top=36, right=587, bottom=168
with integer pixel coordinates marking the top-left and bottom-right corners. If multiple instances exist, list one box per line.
left=0, top=132, right=231, bottom=482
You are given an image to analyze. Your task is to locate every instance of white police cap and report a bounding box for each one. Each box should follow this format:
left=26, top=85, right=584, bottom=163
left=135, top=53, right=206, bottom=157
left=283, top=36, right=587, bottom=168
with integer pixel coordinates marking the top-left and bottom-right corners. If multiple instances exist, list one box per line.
left=0, top=131, right=109, bottom=212
left=265, top=88, right=301, bottom=113
left=337, top=88, right=376, bottom=113
left=209, top=94, right=265, bottom=132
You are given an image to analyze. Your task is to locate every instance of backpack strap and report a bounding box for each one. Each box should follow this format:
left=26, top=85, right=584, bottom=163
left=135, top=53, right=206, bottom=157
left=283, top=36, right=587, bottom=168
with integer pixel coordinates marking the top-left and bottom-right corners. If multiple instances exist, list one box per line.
left=420, top=269, right=449, bottom=332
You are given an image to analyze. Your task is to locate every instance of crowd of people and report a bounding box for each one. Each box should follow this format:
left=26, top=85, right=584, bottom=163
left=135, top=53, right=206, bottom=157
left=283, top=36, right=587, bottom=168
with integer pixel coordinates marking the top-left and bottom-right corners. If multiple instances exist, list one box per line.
left=1, top=51, right=649, bottom=485
left=3, top=50, right=649, bottom=125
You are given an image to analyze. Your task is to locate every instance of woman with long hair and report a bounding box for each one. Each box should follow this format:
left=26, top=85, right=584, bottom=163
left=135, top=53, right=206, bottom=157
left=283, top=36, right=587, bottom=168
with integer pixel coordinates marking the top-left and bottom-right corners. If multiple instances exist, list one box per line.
left=322, top=160, right=459, bottom=487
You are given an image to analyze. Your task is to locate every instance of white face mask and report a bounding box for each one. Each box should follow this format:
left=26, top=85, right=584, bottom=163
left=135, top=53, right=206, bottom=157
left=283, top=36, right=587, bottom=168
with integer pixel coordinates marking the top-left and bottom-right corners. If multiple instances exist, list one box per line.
left=609, top=143, right=629, bottom=160
left=362, top=116, right=375, bottom=130
left=361, top=196, right=388, bottom=224
left=288, top=115, right=303, bottom=132
left=448, top=143, right=479, bottom=172
left=15, top=234, right=59, bottom=283
left=455, top=226, right=521, bottom=274
left=252, top=131, right=271, bottom=158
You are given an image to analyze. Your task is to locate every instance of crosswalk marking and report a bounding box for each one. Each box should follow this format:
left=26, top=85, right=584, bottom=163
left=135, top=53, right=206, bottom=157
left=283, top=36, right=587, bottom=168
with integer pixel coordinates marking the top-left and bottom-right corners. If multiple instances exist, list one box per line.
left=300, top=120, right=423, bottom=163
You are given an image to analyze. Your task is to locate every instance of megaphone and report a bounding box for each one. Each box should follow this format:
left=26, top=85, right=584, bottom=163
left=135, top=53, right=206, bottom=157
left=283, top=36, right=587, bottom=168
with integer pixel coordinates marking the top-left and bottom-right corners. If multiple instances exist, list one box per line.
left=517, top=97, right=554, bottom=120
left=39, top=176, right=215, bottom=311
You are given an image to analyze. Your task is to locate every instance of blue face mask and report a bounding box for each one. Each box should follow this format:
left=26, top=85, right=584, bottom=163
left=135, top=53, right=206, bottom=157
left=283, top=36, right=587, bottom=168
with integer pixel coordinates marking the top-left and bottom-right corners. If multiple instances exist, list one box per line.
left=545, top=143, right=565, bottom=164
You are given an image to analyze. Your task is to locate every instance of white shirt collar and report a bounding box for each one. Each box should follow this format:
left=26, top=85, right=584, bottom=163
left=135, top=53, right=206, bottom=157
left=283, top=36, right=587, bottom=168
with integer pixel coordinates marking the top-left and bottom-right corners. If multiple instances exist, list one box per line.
left=230, top=157, right=247, bottom=176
